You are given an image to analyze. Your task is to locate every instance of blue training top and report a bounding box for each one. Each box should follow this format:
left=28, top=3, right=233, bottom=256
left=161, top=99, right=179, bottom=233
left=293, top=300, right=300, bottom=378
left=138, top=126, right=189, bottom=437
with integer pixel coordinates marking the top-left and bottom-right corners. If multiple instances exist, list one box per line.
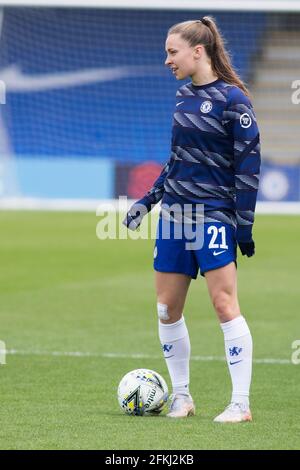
left=143, top=78, right=261, bottom=243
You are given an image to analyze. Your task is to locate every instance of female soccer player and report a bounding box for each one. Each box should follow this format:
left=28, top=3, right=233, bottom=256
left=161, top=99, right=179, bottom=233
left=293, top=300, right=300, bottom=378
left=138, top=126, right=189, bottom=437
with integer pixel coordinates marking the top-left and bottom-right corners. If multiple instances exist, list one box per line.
left=124, top=17, right=260, bottom=423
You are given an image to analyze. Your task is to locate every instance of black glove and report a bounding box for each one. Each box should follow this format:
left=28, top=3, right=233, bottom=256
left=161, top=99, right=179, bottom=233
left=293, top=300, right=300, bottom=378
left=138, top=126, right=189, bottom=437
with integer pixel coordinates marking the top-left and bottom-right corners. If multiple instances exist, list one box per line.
left=238, top=239, right=255, bottom=257
left=123, top=197, right=152, bottom=231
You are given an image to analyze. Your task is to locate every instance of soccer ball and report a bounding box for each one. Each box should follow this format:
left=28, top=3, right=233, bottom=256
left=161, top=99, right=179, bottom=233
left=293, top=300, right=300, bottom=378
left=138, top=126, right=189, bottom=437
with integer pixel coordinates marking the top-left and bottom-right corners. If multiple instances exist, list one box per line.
left=117, top=368, right=168, bottom=416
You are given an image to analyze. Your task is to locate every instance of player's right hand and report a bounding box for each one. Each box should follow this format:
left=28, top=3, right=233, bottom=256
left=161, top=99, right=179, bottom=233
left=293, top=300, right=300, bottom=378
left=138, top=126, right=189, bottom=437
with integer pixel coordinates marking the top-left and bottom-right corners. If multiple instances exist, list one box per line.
left=122, top=200, right=150, bottom=231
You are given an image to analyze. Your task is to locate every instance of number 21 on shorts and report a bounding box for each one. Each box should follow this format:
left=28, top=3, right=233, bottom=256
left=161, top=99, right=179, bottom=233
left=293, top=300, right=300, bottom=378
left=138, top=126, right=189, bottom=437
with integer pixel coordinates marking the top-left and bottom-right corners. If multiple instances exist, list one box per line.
left=207, top=225, right=228, bottom=249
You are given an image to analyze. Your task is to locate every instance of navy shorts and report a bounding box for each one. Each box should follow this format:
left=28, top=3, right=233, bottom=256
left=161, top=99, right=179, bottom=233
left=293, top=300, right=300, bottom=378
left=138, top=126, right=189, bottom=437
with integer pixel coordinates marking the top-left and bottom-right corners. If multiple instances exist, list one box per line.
left=153, top=218, right=237, bottom=278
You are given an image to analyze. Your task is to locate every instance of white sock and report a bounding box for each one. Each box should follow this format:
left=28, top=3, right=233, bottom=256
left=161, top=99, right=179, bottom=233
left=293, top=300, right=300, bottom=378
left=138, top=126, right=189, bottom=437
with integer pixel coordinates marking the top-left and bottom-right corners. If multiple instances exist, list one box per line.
left=220, top=315, right=253, bottom=408
left=158, top=317, right=190, bottom=396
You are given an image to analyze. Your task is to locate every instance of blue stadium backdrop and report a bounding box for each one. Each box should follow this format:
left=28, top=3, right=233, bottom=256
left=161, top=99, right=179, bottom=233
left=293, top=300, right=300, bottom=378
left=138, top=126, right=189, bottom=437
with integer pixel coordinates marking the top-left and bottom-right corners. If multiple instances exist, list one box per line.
left=0, top=7, right=299, bottom=202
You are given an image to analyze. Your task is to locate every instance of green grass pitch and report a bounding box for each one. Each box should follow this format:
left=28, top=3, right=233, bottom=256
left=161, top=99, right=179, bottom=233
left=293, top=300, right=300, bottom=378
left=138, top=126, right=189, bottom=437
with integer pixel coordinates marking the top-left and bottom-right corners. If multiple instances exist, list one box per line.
left=0, top=211, right=299, bottom=450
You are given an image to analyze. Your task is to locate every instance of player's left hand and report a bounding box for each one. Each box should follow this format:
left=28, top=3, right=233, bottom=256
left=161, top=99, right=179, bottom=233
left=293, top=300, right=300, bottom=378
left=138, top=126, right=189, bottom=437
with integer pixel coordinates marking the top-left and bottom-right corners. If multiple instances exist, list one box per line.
left=238, top=240, right=255, bottom=257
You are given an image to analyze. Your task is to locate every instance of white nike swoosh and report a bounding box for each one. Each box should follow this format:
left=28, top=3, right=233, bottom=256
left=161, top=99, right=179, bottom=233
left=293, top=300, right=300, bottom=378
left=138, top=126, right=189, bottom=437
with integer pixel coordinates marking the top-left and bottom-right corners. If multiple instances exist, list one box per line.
left=213, top=250, right=226, bottom=256
left=176, top=101, right=184, bottom=107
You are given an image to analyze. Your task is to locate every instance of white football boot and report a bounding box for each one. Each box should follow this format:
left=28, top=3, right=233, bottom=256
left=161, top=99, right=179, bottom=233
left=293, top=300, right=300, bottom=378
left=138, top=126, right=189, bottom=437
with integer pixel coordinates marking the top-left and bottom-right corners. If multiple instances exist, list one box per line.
left=213, top=402, right=252, bottom=423
left=166, top=394, right=195, bottom=418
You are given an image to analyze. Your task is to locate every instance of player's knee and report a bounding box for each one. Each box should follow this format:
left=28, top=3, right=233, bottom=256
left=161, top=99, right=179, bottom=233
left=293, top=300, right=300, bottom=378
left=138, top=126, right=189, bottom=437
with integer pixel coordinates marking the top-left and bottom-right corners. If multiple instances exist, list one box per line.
left=157, top=302, right=181, bottom=324
left=212, top=291, right=233, bottom=319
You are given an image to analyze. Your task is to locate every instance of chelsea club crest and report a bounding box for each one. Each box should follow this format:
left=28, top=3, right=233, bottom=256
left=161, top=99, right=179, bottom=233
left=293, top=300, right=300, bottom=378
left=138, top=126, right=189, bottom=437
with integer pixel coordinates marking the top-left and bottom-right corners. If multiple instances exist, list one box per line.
left=200, top=101, right=213, bottom=113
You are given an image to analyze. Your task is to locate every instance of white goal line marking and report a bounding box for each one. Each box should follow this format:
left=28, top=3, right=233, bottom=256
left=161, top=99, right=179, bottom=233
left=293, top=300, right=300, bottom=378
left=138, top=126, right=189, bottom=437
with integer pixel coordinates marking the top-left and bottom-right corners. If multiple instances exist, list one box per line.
left=6, top=349, right=291, bottom=365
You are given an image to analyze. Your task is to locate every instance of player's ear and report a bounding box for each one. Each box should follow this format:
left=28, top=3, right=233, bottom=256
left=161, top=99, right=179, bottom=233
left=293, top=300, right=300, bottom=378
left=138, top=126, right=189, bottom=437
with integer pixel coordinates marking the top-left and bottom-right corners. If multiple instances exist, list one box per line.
left=194, top=44, right=204, bottom=60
